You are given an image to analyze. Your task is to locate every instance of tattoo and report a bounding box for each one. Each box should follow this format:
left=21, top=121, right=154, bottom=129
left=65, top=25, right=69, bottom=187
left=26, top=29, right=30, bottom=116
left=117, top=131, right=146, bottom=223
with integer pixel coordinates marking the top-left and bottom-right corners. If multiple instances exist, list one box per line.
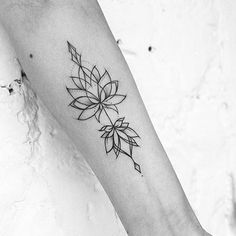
left=66, top=41, right=141, bottom=174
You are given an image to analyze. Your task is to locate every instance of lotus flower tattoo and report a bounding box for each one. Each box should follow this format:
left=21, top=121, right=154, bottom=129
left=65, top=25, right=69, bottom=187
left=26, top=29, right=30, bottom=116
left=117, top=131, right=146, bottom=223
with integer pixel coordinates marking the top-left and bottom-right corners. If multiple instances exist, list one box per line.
left=66, top=41, right=141, bottom=173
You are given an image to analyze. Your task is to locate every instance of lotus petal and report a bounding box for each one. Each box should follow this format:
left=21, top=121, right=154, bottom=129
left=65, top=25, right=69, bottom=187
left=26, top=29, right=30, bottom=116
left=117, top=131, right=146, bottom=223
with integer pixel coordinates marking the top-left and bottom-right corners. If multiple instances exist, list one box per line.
left=117, top=122, right=129, bottom=130
left=90, top=66, right=101, bottom=82
left=104, top=94, right=126, bottom=106
left=78, top=104, right=99, bottom=120
left=100, top=81, right=118, bottom=101
left=124, top=127, right=139, bottom=138
left=99, top=125, right=113, bottom=132
left=114, top=117, right=125, bottom=127
left=95, top=107, right=103, bottom=122
left=117, top=130, right=129, bottom=141
left=69, top=98, right=97, bottom=110
left=99, top=70, right=111, bottom=87
left=105, top=137, right=113, bottom=153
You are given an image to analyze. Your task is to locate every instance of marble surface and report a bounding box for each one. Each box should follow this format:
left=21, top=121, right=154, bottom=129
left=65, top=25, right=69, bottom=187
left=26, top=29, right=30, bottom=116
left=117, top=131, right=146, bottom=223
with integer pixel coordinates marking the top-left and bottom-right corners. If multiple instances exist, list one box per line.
left=0, top=0, right=236, bottom=235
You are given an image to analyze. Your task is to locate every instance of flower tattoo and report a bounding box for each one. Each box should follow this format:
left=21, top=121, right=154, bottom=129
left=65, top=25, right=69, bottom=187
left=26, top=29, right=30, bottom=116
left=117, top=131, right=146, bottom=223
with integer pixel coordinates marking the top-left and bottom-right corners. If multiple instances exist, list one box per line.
left=66, top=41, right=141, bottom=173
left=100, top=118, right=139, bottom=158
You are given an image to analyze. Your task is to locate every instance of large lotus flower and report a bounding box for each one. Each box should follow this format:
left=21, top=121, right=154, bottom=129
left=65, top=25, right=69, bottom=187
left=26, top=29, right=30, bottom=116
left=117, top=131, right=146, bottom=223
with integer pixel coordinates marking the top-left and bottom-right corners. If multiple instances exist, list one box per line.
left=66, top=62, right=126, bottom=122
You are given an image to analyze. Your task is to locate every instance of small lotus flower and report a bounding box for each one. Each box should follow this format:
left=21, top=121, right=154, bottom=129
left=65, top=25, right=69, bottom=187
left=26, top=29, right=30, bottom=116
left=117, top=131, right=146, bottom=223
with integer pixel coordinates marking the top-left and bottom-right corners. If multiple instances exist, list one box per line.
left=99, top=117, right=141, bottom=173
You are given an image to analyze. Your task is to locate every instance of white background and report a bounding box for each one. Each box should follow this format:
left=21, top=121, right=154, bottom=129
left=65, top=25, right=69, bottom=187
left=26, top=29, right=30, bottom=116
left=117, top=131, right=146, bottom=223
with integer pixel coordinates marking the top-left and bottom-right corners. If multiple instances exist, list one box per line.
left=0, top=0, right=236, bottom=235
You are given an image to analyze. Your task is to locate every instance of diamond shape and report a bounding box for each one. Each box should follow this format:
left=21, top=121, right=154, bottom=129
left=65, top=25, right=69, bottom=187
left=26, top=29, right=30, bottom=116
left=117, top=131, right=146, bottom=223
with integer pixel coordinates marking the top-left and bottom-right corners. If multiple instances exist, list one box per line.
left=134, top=163, right=141, bottom=173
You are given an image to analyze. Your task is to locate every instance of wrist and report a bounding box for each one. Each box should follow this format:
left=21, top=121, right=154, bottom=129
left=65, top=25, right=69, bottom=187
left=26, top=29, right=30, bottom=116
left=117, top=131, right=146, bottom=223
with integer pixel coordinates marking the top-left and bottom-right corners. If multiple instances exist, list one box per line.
left=126, top=205, right=207, bottom=236
left=128, top=222, right=208, bottom=236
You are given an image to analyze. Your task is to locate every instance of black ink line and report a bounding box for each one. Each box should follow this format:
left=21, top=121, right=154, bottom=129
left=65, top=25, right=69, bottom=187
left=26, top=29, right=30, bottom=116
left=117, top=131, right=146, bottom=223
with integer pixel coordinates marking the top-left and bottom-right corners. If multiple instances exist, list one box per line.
left=104, top=108, right=113, bottom=125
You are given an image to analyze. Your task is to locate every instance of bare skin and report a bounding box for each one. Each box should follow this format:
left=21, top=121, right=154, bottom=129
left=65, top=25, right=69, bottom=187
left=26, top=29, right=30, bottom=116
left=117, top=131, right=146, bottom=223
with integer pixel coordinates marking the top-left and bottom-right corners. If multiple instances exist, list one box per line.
left=0, top=1, right=212, bottom=235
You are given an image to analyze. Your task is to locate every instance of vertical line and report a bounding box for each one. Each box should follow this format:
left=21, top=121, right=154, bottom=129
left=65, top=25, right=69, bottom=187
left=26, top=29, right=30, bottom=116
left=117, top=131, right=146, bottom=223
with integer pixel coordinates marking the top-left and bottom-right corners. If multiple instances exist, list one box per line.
left=103, top=108, right=113, bottom=125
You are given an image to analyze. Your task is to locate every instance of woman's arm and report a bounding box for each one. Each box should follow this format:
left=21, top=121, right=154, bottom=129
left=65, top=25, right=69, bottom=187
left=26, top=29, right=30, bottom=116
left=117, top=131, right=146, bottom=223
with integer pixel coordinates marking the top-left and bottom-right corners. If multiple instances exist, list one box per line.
left=0, top=1, right=210, bottom=235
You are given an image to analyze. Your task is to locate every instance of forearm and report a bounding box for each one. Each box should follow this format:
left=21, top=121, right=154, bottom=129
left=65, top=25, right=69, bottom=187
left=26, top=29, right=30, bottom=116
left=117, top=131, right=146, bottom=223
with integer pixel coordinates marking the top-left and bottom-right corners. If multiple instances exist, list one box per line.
left=0, top=1, right=208, bottom=235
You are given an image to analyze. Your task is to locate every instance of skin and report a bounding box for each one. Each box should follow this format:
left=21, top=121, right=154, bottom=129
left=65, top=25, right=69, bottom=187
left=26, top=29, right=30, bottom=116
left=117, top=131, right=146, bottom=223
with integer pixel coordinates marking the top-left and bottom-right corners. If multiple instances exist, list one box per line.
left=0, top=1, right=212, bottom=235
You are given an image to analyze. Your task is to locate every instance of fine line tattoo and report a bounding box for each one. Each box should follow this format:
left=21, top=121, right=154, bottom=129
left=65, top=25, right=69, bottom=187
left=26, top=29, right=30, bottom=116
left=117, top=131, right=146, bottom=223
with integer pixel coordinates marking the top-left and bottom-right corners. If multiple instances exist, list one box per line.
left=66, top=41, right=141, bottom=173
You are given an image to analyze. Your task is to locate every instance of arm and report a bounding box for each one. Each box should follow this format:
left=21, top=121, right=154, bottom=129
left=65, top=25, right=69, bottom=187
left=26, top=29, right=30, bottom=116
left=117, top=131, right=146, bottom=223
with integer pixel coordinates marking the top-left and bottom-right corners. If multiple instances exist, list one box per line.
left=0, top=1, right=210, bottom=235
